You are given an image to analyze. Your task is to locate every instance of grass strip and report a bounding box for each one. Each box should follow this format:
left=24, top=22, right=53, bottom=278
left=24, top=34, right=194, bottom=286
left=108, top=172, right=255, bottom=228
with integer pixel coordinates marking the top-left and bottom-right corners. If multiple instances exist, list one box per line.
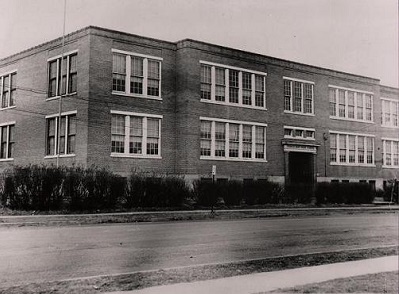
left=1, top=246, right=397, bottom=294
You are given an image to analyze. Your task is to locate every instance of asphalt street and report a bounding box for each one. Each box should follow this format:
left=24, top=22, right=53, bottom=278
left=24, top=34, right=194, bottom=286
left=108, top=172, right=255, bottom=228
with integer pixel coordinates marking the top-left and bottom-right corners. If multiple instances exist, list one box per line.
left=0, top=213, right=397, bottom=288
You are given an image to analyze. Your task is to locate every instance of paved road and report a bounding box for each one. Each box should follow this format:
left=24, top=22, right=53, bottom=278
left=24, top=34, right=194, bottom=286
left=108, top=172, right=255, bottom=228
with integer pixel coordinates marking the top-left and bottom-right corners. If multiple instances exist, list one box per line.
left=0, top=213, right=397, bottom=288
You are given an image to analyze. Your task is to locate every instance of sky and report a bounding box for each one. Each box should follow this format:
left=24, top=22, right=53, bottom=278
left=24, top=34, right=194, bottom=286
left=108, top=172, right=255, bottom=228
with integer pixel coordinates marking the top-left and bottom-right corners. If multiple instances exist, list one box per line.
left=0, top=0, right=398, bottom=87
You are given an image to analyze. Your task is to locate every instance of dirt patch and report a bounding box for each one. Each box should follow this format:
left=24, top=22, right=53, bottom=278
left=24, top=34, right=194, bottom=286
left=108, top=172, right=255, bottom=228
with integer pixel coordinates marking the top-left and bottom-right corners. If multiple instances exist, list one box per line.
left=1, top=246, right=397, bottom=294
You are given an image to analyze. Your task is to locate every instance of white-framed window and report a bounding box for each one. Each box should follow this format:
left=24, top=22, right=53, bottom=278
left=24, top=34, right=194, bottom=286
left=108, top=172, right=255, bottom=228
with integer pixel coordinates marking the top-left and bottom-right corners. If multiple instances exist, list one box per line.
left=200, top=117, right=267, bottom=162
left=0, top=122, right=15, bottom=160
left=381, top=98, right=399, bottom=128
left=329, top=85, right=373, bottom=123
left=283, top=77, right=314, bottom=115
left=110, top=110, right=162, bottom=158
left=0, top=71, right=17, bottom=109
left=48, top=51, right=78, bottom=98
left=329, top=131, right=375, bottom=166
left=283, top=126, right=315, bottom=140
left=45, top=111, right=77, bottom=157
left=112, top=49, right=162, bottom=100
left=382, top=138, right=399, bottom=168
left=200, top=61, right=267, bottom=109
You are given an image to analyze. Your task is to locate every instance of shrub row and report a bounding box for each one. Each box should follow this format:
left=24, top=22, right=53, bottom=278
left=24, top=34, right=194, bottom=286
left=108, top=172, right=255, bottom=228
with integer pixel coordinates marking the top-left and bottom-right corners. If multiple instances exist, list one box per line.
left=0, top=165, right=382, bottom=211
left=315, top=182, right=375, bottom=204
left=192, top=179, right=285, bottom=206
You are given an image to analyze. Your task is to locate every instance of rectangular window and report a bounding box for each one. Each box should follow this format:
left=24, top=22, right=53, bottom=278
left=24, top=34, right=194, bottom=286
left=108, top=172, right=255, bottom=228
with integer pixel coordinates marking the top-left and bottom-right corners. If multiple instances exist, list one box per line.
left=46, top=113, right=76, bottom=156
left=111, top=112, right=162, bottom=157
left=338, top=90, right=345, bottom=117
left=200, top=62, right=266, bottom=109
left=0, top=124, right=15, bottom=159
left=242, top=125, right=252, bottom=158
left=215, top=68, right=226, bottom=102
left=339, top=134, right=346, bottom=163
left=347, top=91, right=355, bottom=119
left=112, top=50, right=162, bottom=98
left=129, top=117, right=143, bottom=154
left=381, top=98, right=399, bottom=128
left=201, top=65, right=212, bottom=100
left=242, top=72, right=252, bottom=105
left=200, top=121, right=212, bottom=156
left=130, top=57, right=144, bottom=94
left=304, top=83, right=313, bottom=114
left=229, top=123, right=239, bottom=157
left=294, top=82, right=302, bottom=112
left=329, top=86, right=373, bottom=122
left=229, top=70, right=239, bottom=103
left=284, top=80, right=292, bottom=111
left=284, top=78, right=314, bottom=115
left=330, top=132, right=374, bottom=166
left=48, top=53, right=78, bottom=98
left=330, top=134, right=337, bottom=163
left=255, top=126, right=265, bottom=159
left=284, top=126, right=315, bottom=140
left=255, top=75, right=265, bottom=107
left=1, top=72, right=16, bottom=109
left=215, top=122, right=226, bottom=157
left=200, top=118, right=267, bottom=161
left=146, top=118, right=160, bottom=155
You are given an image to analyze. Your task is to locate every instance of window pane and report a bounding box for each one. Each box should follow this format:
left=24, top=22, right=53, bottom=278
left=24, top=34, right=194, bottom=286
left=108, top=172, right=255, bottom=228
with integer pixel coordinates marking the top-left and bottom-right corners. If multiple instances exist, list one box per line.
left=147, top=60, right=160, bottom=79
left=113, top=54, right=126, bottom=73
left=147, top=79, right=159, bottom=96
left=131, top=57, right=143, bottom=76
left=147, top=119, right=159, bottom=137
left=111, top=115, right=125, bottom=135
left=255, top=75, right=264, bottom=92
left=215, top=68, right=225, bottom=85
left=130, top=117, right=143, bottom=136
left=242, top=73, right=251, bottom=89
left=201, top=121, right=211, bottom=139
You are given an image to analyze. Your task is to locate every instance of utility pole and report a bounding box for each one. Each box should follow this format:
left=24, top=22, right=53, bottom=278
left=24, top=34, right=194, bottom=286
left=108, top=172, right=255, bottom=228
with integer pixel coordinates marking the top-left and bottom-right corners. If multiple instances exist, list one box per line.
left=56, top=0, right=67, bottom=168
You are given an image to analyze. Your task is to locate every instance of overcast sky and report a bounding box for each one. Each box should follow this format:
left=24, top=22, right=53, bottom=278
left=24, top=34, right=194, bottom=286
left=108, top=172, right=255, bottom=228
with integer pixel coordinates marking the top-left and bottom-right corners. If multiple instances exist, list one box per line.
left=0, top=0, right=397, bottom=87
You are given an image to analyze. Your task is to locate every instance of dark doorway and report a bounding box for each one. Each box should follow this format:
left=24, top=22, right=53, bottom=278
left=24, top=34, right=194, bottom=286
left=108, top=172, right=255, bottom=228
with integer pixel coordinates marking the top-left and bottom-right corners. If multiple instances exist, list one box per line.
left=287, top=152, right=315, bottom=203
left=288, top=152, right=314, bottom=184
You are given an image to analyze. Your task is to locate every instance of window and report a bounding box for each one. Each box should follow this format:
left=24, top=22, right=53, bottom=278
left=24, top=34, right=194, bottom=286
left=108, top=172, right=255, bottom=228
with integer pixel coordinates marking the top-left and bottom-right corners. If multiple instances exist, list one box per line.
left=382, top=139, right=399, bottom=167
left=242, top=73, right=252, bottom=105
left=111, top=111, right=162, bottom=157
left=215, top=122, right=226, bottom=156
left=1, top=72, right=17, bottom=109
left=200, top=121, right=212, bottom=156
left=112, top=49, right=162, bottom=99
left=329, top=131, right=374, bottom=166
left=381, top=98, right=399, bottom=128
left=229, top=70, right=239, bottom=103
left=329, top=86, right=373, bottom=122
left=200, top=117, right=267, bottom=161
left=48, top=52, right=77, bottom=98
left=215, top=68, right=226, bottom=102
left=283, top=126, right=315, bottom=140
left=200, top=61, right=266, bottom=109
left=201, top=65, right=212, bottom=100
left=46, top=113, right=76, bottom=156
left=0, top=123, right=15, bottom=160
left=229, top=124, right=239, bottom=157
left=283, top=78, right=314, bottom=115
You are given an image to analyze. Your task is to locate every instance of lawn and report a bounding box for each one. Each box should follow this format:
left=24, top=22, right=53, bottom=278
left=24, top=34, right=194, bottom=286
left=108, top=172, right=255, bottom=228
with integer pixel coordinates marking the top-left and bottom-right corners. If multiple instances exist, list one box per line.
left=267, top=271, right=398, bottom=293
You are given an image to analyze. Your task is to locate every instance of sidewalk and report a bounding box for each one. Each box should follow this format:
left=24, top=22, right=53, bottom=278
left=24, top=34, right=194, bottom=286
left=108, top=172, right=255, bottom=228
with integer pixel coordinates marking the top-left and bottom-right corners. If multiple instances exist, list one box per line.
left=106, top=256, right=398, bottom=294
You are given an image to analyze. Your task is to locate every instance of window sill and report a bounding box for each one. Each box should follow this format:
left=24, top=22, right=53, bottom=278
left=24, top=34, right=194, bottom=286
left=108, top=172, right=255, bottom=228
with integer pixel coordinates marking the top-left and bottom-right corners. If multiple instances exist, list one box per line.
left=46, top=92, right=77, bottom=101
left=111, top=153, right=162, bottom=159
left=382, top=165, right=399, bottom=169
left=200, top=156, right=267, bottom=163
left=112, top=91, right=162, bottom=101
left=44, top=154, right=76, bottom=159
left=329, top=116, right=374, bottom=124
left=0, top=158, right=14, bottom=162
left=200, top=99, right=267, bottom=111
left=381, top=125, right=399, bottom=129
left=330, top=162, right=376, bottom=167
left=283, top=136, right=315, bottom=141
left=284, top=111, right=314, bottom=117
left=0, top=106, right=16, bottom=111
